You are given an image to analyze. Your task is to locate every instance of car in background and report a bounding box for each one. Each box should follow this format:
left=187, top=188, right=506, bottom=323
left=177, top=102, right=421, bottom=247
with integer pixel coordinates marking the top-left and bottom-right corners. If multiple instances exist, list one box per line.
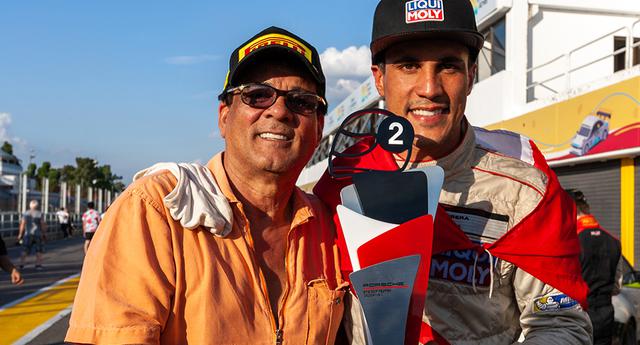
left=613, top=257, right=640, bottom=345
left=570, top=110, right=611, bottom=156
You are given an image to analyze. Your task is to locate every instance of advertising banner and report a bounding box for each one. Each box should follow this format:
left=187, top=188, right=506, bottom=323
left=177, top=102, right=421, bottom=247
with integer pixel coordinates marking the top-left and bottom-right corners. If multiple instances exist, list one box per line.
left=485, top=76, right=640, bottom=162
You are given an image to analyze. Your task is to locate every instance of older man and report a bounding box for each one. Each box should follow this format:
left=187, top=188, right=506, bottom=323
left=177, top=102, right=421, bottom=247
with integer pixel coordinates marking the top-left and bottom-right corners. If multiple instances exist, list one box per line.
left=314, top=0, right=592, bottom=344
left=18, top=200, right=46, bottom=270
left=66, top=27, right=346, bottom=345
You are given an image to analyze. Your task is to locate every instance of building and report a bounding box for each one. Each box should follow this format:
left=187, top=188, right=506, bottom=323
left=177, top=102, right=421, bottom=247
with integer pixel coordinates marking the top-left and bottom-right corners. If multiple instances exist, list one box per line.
left=0, top=150, right=23, bottom=210
left=299, top=1, right=640, bottom=266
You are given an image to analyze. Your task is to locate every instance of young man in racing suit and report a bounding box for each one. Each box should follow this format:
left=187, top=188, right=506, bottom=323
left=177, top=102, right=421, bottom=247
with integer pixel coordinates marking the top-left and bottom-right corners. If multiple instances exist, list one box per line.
left=571, top=190, right=622, bottom=345
left=314, top=0, right=592, bottom=343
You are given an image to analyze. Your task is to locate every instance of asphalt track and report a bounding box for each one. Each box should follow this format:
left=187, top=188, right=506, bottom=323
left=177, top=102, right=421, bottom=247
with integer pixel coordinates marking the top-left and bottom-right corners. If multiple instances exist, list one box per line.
left=0, top=236, right=85, bottom=345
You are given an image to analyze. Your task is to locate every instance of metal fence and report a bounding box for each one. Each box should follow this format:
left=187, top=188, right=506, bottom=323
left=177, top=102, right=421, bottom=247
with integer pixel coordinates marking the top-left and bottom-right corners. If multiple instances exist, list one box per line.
left=527, top=19, right=640, bottom=102
left=0, top=211, right=82, bottom=239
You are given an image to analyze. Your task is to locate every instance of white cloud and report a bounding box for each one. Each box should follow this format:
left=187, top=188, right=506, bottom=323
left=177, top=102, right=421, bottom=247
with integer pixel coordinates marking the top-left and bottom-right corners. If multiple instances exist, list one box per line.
left=320, top=46, right=371, bottom=78
left=0, top=112, right=30, bottom=168
left=164, top=54, right=220, bottom=65
left=0, top=113, right=12, bottom=142
left=0, top=112, right=28, bottom=149
left=319, top=46, right=372, bottom=108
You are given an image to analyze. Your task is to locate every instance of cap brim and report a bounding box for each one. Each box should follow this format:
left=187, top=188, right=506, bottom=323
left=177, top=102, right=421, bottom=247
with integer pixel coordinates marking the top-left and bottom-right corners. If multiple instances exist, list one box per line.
left=371, top=30, right=485, bottom=60
left=227, top=46, right=325, bottom=93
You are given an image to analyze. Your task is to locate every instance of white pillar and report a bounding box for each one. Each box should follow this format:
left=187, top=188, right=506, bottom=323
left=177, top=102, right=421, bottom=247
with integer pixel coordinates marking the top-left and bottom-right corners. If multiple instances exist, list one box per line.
left=43, top=177, right=50, bottom=214
left=21, top=174, right=28, bottom=214
left=98, top=189, right=103, bottom=213
left=60, top=181, right=67, bottom=209
left=75, top=184, right=81, bottom=214
left=17, top=173, right=22, bottom=214
left=106, top=190, right=112, bottom=207
left=88, top=187, right=93, bottom=206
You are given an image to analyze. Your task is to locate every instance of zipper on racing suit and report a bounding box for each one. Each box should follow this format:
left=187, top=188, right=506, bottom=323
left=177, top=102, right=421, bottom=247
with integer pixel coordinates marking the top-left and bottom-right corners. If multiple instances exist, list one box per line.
left=240, top=211, right=298, bottom=345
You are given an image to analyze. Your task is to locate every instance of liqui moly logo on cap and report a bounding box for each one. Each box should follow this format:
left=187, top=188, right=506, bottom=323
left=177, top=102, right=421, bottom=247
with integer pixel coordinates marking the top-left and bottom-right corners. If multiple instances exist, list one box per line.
left=405, top=0, right=444, bottom=23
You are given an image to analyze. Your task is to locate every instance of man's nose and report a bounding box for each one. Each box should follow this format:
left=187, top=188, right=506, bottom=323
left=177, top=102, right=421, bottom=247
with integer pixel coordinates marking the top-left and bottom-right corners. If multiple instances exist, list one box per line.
left=263, top=95, right=294, bottom=121
left=415, top=70, right=443, bottom=99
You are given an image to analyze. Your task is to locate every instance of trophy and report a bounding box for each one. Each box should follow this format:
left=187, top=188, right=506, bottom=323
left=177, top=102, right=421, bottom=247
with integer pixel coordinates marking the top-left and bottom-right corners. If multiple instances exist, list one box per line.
left=327, top=109, right=444, bottom=345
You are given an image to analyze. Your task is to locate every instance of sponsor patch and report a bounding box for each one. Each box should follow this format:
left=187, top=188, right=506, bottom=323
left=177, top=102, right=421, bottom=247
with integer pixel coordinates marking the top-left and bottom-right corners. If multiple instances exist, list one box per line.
left=444, top=206, right=509, bottom=243
left=533, top=294, right=578, bottom=313
left=238, top=33, right=312, bottom=63
left=405, top=0, right=444, bottom=23
left=431, top=246, right=498, bottom=287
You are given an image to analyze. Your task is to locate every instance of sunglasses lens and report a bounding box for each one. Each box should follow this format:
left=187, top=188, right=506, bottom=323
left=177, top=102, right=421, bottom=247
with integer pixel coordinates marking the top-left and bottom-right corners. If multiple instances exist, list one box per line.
left=241, top=85, right=276, bottom=108
left=286, top=93, right=319, bottom=115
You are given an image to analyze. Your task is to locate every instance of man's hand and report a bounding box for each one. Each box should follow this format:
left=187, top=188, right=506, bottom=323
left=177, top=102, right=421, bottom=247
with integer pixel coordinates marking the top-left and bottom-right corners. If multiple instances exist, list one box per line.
left=11, top=268, right=23, bottom=285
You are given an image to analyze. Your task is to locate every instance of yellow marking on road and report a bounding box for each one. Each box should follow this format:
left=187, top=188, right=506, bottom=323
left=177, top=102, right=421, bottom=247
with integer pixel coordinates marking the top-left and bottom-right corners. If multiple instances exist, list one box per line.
left=0, top=277, right=79, bottom=345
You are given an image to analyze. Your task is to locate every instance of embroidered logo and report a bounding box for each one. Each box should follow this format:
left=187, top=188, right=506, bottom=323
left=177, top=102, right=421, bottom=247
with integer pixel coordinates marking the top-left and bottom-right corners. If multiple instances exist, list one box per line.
left=533, top=294, right=578, bottom=313
left=405, top=0, right=444, bottom=23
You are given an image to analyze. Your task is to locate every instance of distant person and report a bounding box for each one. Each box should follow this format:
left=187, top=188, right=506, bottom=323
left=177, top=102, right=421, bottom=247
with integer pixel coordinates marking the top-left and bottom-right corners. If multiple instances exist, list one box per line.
left=81, top=202, right=101, bottom=254
left=17, top=200, right=47, bottom=270
left=56, top=207, right=71, bottom=238
left=570, top=189, right=622, bottom=345
left=0, top=237, right=23, bottom=285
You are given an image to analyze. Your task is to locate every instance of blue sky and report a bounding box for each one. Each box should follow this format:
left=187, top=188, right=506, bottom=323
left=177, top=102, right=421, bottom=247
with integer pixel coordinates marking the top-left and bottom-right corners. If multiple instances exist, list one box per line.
left=0, top=1, right=378, bottom=183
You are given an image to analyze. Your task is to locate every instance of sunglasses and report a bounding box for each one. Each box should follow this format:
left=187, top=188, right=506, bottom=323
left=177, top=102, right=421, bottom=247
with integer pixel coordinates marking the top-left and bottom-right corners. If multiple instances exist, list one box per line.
left=223, top=83, right=327, bottom=116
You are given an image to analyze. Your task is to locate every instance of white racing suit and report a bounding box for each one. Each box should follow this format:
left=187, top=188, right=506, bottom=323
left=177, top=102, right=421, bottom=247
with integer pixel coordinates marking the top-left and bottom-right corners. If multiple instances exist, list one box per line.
left=338, top=122, right=593, bottom=345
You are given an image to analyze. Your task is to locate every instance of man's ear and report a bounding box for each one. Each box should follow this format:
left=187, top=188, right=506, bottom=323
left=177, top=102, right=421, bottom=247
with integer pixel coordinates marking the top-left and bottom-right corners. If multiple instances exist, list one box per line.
left=371, top=64, right=386, bottom=97
left=467, top=63, right=477, bottom=95
left=218, top=101, right=230, bottom=139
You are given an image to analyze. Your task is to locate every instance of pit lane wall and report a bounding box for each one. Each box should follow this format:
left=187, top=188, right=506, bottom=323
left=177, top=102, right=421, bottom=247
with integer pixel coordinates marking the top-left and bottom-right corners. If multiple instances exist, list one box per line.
left=485, top=76, right=640, bottom=266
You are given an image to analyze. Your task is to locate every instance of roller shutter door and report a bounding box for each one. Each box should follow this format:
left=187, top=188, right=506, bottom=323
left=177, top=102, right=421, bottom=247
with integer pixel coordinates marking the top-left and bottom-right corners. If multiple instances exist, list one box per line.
left=553, top=160, right=621, bottom=241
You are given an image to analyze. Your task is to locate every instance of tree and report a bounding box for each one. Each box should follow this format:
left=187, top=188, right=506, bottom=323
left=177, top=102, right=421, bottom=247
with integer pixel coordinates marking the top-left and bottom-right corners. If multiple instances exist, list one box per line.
left=26, top=163, right=37, bottom=178
left=74, top=157, right=100, bottom=199
left=1, top=141, right=12, bottom=155
left=36, top=161, right=52, bottom=190
left=48, top=169, right=61, bottom=192
left=59, top=165, right=77, bottom=184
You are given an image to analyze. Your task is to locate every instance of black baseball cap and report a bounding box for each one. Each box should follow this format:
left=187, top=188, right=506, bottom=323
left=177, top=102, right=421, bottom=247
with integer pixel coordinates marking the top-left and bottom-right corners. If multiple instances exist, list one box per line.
left=218, top=26, right=326, bottom=99
left=371, top=0, right=484, bottom=62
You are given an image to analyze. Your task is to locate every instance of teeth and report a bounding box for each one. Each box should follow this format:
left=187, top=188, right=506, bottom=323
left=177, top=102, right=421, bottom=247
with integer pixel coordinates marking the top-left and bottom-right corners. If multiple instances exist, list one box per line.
left=259, top=133, right=288, bottom=140
left=411, top=109, right=445, bottom=117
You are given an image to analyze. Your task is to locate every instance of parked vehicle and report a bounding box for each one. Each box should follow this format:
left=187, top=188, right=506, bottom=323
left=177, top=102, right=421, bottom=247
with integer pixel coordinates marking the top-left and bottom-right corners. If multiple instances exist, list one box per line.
left=570, top=111, right=611, bottom=156
left=613, top=257, right=640, bottom=345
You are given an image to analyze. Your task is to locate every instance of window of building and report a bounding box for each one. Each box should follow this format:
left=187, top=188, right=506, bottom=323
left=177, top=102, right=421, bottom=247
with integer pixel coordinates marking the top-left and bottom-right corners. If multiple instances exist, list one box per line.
left=614, top=36, right=640, bottom=72
left=476, top=17, right=506, bottom=82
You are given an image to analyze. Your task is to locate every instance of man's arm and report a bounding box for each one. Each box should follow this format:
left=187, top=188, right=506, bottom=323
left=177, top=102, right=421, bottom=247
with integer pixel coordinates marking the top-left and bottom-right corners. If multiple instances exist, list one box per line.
left=0, top=256, right=23, bottom=285
left=613, top=255, right=624, bottom=296
left=514, top=267, right=593, bottom=345
left=0, top=238, right=22, bottom=285
left=65, top=185, right=176, bottom=344
left=18, top=218, right=25, bottom=241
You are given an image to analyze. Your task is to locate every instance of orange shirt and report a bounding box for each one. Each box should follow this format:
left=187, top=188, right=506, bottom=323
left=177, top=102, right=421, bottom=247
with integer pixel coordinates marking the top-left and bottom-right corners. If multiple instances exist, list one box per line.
left=66, top=153, right=346, bottom=345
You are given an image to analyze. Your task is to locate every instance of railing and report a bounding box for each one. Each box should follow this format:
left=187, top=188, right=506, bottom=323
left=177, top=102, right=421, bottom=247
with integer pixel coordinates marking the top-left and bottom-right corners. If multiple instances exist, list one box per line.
left=0, top=211, right=82, bottom=239
left=526, top=19, right=640, bottom=102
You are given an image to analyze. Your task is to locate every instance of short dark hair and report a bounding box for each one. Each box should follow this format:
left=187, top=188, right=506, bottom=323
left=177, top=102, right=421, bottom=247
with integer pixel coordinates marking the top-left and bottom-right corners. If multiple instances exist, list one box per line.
left=567, top=189, right=590, bottom=215
left=87, top=202, right=95, bottom=209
